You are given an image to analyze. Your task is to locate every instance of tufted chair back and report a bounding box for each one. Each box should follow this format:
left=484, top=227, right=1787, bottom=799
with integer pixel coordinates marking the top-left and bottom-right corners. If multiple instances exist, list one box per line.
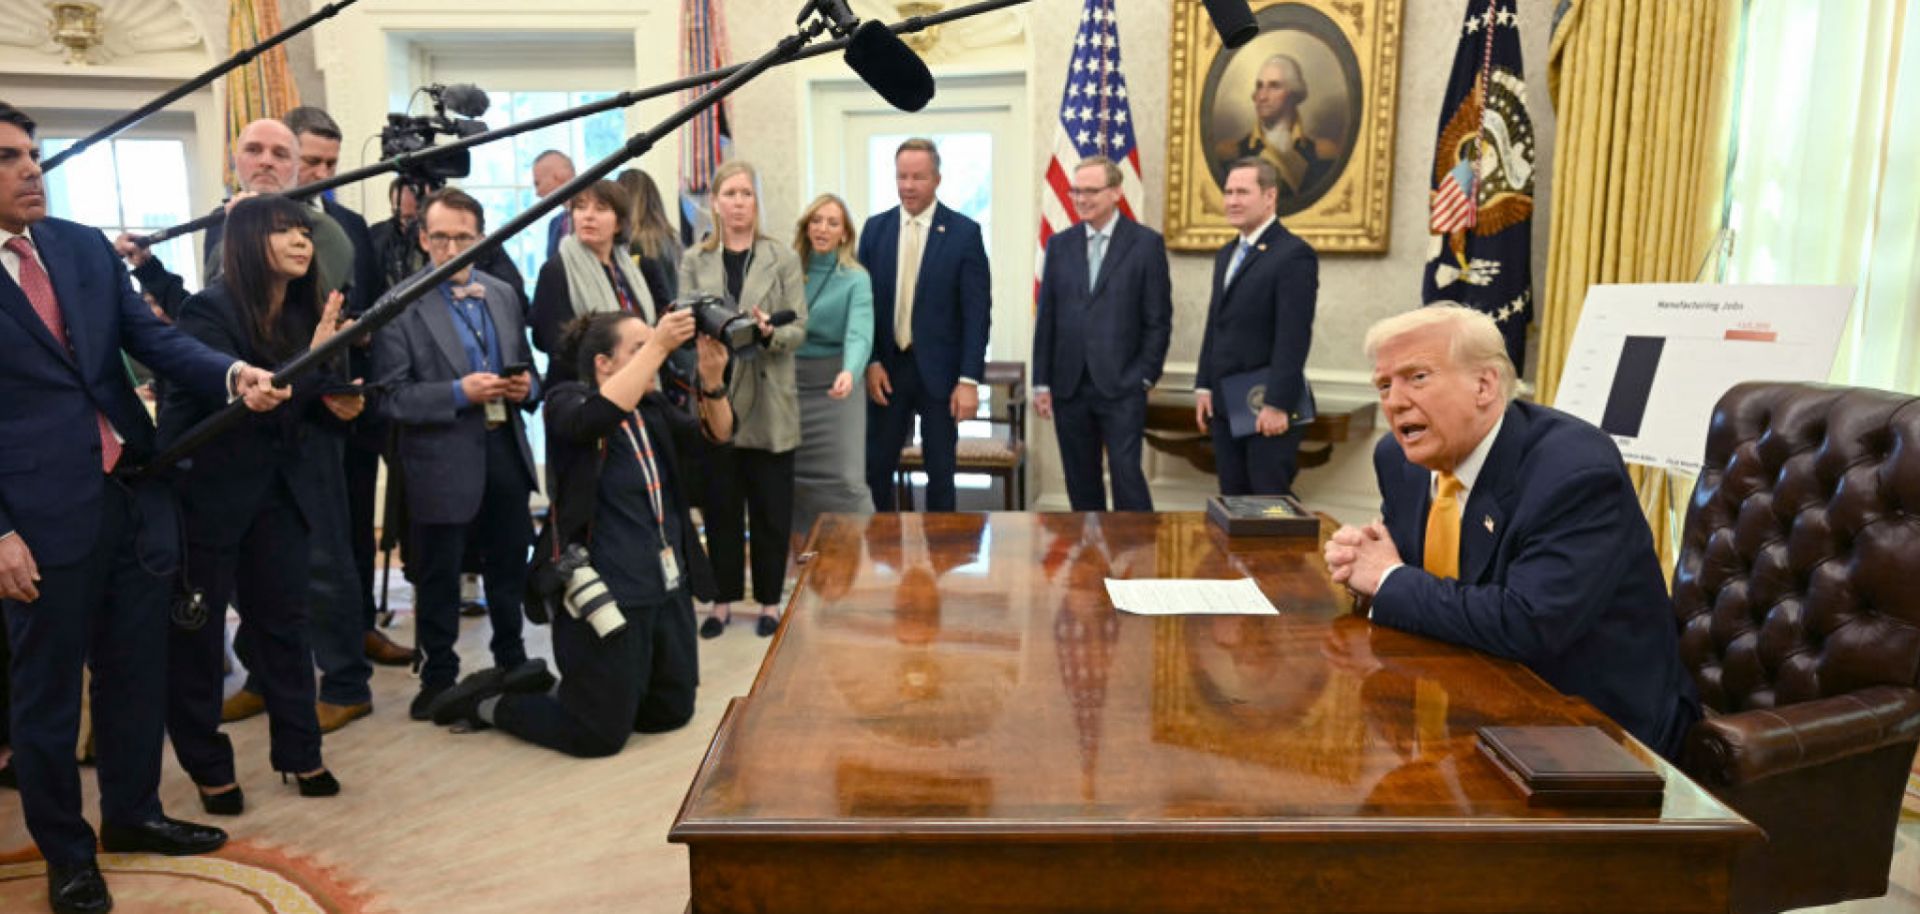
left=1673, top=382, right=1920, bottom=914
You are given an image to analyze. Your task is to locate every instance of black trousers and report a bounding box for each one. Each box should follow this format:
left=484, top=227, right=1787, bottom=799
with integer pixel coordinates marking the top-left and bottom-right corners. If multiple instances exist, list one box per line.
left=169, top=479, right=322, bottom=785
left=1210, top=420, right=1304, bottom=496
left=1053, top=385, right=1153, bottom=511
left=410, top=429, right=531, bottom=687
left=343, top=433, right=382, bottom=630
left=496, top=593, right=697, bottom=757
left=866, top=352, right=960, bottom=511
left=0, top=618, right=10, bottom=750
left=705, top=447, right=794, bottom=607
left=5, top=480, right=168, bottom=867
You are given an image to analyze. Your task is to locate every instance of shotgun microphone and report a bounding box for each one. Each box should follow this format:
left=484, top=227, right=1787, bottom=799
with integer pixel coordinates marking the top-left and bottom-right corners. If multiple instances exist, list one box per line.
left=803, top=0, right=935, bottom=112
left=1202, top=0, right=1259, bottom=49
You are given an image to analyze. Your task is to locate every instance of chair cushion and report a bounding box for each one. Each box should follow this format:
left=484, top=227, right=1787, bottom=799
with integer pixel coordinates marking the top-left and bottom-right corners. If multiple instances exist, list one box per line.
left=898, top=440, right=1025, bottom=470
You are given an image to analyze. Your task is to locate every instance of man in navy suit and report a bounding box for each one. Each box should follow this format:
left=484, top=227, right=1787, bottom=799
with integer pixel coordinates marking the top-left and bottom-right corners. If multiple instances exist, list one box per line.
left=1323, top=305, right=1699, bottom=761
left=534, top=150, right=575, bottom=260
left=1032, top=156, right=1171, bottom=511
left=860, top=137, right=992, bottom=512
left=1193, top=157, right=1318, bottom=496
left=0, top=102, right=287, bottom=914
left=372, top=188, right=541, bottom=720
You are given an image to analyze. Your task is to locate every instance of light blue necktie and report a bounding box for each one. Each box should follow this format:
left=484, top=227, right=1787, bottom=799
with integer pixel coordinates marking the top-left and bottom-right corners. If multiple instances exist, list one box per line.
left=1088, top=230, right=1107, bottom=288
left=1224, top=240, right=1251, bottom=287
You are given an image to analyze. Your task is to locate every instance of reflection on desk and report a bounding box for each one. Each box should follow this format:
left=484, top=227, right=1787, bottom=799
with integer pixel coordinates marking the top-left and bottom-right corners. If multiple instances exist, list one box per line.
left=674, top=512, right=1757, bottom=914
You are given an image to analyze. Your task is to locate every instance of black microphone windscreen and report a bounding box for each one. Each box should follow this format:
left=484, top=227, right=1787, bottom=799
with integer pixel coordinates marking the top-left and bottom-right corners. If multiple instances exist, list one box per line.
left=767, top=309, right=800, bottom=327
left=844, top=19, right=935, bottom=113
left=441, top=84, right=491, bottom=119
left=1202, top=0, right=1259, bottom=49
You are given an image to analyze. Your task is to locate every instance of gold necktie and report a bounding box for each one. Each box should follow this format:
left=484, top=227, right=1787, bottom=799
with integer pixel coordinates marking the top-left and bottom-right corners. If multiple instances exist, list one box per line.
left=895, top=219, right=922, bottom=350
left=1423, top=471, right=1463, bottom=579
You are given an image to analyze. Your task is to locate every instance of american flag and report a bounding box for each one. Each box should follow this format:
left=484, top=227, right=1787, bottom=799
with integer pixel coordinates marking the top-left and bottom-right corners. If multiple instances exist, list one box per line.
left=1429, top=156, right=1478, bottom=233
left=1036, top=0, right=1143, bottom=293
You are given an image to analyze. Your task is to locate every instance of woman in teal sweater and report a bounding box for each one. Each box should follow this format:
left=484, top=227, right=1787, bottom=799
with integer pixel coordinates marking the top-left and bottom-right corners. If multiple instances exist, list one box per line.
left=791, top=193, right=875, bottom=542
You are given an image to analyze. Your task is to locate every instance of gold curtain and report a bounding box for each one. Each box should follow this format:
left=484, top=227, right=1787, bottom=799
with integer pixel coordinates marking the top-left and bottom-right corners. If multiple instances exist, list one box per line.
left=224, top=0, right=300, bottom=188
left=1538, top=0, right=1739, bottom=575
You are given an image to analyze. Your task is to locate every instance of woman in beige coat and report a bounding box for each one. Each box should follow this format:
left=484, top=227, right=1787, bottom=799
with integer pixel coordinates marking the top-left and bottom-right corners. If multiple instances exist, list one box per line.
left=679, top=160, right=807, bottom=638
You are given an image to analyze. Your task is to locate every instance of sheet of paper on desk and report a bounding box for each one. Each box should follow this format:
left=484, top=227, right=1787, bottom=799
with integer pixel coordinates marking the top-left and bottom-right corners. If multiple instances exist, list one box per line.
left=1104, top=578, right=1280, bottom=616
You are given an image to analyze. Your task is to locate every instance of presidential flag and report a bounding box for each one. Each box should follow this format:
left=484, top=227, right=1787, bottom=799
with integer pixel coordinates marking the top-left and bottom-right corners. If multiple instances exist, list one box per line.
left=1037, top=0, right=1144, bottom=294
left=1420, top=0, right=1536, bottom=372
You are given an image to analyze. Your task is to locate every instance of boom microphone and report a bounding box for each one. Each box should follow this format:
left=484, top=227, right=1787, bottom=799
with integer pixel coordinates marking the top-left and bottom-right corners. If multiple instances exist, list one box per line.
left=1202, top=0, right=1259, bottom=49
left=844, top=19, right=936, bottom=112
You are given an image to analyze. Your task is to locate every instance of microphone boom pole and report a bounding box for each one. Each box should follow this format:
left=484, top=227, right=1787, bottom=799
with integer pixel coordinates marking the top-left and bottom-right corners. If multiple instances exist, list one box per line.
left=42, top=0, right=363, bottom=173
left=129, top=0, right=1029, bottom=247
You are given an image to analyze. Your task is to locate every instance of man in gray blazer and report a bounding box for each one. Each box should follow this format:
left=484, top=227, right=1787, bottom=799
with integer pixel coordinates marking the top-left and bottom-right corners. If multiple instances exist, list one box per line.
left=371, top=188, right=540, bottom=719
left=1032, top=156, right=1172, bottom=511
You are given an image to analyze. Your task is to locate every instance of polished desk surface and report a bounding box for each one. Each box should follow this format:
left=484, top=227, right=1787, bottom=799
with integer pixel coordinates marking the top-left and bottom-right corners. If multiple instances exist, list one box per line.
left=671, top=513, right=1757, bottom=914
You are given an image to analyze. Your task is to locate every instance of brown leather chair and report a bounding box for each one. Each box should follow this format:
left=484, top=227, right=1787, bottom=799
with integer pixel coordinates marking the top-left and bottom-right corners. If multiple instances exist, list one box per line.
left=1674, top=382, right=1920, bottom=914
left=896, top=361, right=1027, bottom=510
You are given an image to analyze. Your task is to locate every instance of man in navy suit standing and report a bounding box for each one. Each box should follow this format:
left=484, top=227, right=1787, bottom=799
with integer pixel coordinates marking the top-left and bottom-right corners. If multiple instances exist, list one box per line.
left=0, top=102, right=287, bottom=914
left=1193, top=157, right=1318, bottom=496
left=1323, top=306, right=1699, bottom=761
left=860, top=137, right=992, bottom=512
left=1032, top=156, right=1171, bottom=511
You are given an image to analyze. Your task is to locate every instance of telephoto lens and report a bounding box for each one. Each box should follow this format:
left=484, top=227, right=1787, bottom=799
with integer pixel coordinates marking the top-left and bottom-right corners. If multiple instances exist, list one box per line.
left=559, top=545, right=627, bottom=637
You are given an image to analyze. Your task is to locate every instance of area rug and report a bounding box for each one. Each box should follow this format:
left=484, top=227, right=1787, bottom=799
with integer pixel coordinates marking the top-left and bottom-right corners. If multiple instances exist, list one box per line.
left=0, top=840, right=379, bottom=913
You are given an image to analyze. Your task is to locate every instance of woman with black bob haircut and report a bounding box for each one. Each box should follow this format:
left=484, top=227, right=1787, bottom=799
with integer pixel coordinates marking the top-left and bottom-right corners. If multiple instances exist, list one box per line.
left=159, top=194, right=356, bottom=813
left=430, top=307, right=734, bottom=757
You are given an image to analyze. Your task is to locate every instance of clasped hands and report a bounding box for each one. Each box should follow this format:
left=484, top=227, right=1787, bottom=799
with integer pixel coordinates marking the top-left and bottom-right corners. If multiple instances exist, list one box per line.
left=1323, top=520, right=1402, bottom=597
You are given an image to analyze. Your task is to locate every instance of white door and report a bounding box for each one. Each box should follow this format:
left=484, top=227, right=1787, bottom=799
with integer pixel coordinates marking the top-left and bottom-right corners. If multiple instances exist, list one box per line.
left=807, top=72, right=1033, bottom=366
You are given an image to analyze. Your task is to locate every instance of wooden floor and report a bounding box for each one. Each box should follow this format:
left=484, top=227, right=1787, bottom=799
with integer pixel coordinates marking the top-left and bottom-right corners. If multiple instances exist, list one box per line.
left=0, top=585, right=1915, bottom=913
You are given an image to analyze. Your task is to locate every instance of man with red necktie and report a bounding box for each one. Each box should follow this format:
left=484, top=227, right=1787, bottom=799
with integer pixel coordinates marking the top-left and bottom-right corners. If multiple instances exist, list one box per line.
left=0, top=101, right=288, bottom=914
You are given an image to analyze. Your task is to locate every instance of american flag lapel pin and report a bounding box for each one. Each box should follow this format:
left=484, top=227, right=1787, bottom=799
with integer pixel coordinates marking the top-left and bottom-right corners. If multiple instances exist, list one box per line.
left=1483, top=515, right=1495, bottom=533
left=1257, top=243, right=1268, bottom=251
left=936, top=225, right=946, bottom=233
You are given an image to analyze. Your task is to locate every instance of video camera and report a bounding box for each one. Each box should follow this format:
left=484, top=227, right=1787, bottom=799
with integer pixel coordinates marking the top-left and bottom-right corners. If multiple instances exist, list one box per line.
left=379, top=83, right=491, bottom=184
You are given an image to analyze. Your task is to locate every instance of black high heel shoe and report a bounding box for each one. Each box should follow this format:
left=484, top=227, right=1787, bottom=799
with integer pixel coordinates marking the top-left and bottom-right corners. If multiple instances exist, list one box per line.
left=280, top=769, right=341, bottom=797
left=198, top=784, right=244, bottom=816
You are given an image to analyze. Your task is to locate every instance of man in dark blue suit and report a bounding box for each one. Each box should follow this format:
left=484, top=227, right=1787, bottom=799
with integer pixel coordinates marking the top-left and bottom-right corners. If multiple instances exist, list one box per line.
left=0, top=102, right=287, bottom=914
left=1193, top=157, right=1317, bottom=496
left=860, top=137, right=992, bottom=512
left=1323, top=305, right=1699, bottom=761
left=1032, top=156, right=1171, bottom=511
left=534, top=150, right=575, bottom=260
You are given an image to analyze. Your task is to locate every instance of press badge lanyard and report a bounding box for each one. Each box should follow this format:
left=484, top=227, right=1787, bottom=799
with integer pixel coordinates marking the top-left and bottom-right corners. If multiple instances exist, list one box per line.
left=619, top=412, right=681, bottom=589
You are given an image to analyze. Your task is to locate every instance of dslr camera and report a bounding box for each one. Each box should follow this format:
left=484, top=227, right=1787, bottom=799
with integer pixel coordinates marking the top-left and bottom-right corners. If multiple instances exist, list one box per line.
left=667, top=293, right=760, bottom=357
left=555, top=544, right=626, bottom=638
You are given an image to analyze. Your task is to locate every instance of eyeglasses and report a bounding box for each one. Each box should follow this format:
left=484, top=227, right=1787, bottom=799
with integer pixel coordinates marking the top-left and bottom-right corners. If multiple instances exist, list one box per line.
left=1068, top=186, right=1117, bottom=197
left=426, top=232, right=479, bottom=248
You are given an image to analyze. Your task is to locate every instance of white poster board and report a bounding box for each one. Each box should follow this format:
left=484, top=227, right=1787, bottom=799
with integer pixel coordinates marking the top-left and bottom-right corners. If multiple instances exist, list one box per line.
left=1553, top=284, right=1854, bottom=474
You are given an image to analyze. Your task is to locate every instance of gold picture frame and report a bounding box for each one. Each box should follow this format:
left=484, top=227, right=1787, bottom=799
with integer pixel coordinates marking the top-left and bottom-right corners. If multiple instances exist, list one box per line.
left=1165, top=0, right=1404, bottom=252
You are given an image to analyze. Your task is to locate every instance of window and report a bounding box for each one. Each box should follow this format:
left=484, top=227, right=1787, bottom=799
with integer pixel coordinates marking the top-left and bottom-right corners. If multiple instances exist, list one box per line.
left=865, top=131, right=994, bottom=235
left=458, top=90, right=627, bottom=288
left=41, top=137, right=200, bottom=289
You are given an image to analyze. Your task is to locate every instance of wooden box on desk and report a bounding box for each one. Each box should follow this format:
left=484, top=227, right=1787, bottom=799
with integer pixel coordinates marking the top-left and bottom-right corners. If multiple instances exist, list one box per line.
left=1476, top=725, right=1667, bottom=808
left=1205, top=494, right=1320, bottom=537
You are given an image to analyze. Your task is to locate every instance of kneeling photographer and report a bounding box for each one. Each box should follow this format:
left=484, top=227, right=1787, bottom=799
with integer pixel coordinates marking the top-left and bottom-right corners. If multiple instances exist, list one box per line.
left=431, top=306, right=732, bottom=757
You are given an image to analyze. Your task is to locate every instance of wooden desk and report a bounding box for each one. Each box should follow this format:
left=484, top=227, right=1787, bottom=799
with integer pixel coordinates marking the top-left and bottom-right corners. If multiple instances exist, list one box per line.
left=671, top=513, right=1758, bottom=914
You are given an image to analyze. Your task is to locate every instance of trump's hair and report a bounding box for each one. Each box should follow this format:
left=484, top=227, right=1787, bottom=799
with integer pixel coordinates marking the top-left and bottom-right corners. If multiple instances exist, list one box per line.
left=1363, top=305, right=1518, bottom=402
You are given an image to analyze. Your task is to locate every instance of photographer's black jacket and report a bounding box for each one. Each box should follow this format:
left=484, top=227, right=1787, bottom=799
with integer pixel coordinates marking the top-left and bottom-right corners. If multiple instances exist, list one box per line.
left=541, top=381, right=717, bottom=595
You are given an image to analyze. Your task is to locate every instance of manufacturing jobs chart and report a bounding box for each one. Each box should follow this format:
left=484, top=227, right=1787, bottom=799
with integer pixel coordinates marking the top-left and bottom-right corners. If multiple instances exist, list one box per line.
left=1553, top=284, right=1855, bottom=474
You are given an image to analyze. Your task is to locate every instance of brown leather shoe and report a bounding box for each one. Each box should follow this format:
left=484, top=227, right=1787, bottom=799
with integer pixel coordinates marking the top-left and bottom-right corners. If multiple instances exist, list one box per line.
left=364, top=629, right=413, bottom=667
left=220, top=690, right=266, bottom=723
left=315, top=701, right=372, bottom=734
